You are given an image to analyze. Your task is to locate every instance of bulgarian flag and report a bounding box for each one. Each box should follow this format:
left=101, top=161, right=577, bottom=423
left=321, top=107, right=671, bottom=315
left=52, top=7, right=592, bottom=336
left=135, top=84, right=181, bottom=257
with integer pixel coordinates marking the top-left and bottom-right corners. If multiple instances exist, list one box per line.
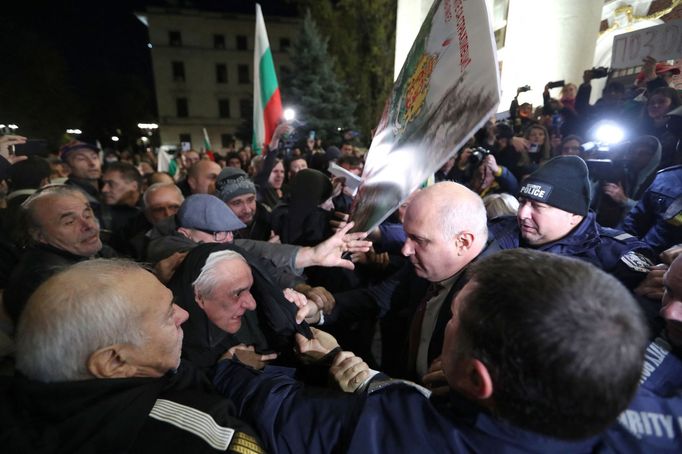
left=253, top=3, right=282, bottom=155
left=202, top=127, right=215, bottom=161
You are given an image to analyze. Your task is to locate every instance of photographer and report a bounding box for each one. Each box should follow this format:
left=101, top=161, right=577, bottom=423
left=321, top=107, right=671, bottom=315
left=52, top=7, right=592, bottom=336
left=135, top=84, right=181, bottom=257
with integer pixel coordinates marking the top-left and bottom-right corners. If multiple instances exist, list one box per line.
left=590, top=135, right=661, bottom=228
left=467, top=151, right=518, bottom=197
left=542, top=80, right=581, bottom=137
left=576, top=67, right=627, bottom=134
left=509, top=85, right=534, bottom=136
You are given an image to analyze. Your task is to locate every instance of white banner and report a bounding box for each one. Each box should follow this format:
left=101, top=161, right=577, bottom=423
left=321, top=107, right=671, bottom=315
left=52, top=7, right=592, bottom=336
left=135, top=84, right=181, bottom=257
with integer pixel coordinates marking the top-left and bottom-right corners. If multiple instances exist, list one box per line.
left=611, top=19, right=682, bottom=69
left=350, top=0, right=500, bottom=232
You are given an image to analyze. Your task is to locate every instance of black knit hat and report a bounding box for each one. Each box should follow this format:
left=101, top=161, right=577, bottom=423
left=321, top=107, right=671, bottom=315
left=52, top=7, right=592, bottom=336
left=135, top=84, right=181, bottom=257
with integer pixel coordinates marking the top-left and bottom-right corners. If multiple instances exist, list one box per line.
left=518, top=156, right=591, bottom=216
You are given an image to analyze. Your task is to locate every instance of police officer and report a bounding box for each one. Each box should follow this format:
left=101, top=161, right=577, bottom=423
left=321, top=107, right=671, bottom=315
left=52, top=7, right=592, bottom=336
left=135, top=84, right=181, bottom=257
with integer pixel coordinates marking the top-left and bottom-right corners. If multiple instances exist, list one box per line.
left=490, top=155, right=656, bottom=290
left=605, top=254, right=682, bottom=452
left=622, top=164, right=682, bottom=255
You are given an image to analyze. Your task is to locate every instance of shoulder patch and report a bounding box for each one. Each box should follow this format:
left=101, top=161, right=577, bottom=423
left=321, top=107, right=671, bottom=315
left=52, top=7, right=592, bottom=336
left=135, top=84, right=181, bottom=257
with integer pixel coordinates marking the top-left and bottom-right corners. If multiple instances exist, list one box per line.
left=620, top=251, right=654, bottom=273
left=614, top=233, right=634, bottom=241
left=149, top=398, right=236, bottom=451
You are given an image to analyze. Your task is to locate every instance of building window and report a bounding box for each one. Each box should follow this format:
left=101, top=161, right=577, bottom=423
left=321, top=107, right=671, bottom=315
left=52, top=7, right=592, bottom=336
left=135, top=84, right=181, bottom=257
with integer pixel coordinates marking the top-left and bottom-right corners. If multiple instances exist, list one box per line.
left=172, top=61, right=185, bottom=82
left=221, top=133, right=234, bottom=148
left=214, top=34, right=225, bottom=49
left=169, top=31, right=182, bottom=47
left=216, top=64, right=227, bottom=84
left=176, top=98, right=189, bottom=118
left=238, top=64, right=249, bottom=84
left=218, top=99, right=230, bottom=118
left=236, top=35, right=247, bottom=50
left=179, top=133, right=192, bottom=151
left=280, top=38, right=291, bottom=52
left=239, top=99, right=251, bottom=119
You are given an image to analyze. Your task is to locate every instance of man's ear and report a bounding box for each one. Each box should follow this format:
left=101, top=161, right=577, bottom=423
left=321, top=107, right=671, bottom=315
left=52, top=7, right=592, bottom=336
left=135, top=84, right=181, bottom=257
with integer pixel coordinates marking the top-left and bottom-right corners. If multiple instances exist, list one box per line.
left=187, top=176, right=197, bottom=192
left=569, top=213, right=584, bottom=226
left=87, top=345, right=137, bottom=379
left=194, top=287, right=205, bottom=309
left=452, top=358, right=493, bottom=401
left=456, top=232, right=476, bottom=252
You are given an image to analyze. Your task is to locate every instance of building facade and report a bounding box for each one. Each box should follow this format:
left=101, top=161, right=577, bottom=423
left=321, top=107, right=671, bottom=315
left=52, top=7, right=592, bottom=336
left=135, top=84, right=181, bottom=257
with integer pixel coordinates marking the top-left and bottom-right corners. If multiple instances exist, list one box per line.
left=139, top=6, right=299, bottom=151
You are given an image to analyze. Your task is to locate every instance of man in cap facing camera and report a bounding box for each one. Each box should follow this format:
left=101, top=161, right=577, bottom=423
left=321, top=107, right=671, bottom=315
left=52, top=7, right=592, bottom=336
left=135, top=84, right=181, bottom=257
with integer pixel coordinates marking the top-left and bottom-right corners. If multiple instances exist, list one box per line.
left=215, top=167, right=273, bottom=241
left=490, top=155, right=656, bottom=289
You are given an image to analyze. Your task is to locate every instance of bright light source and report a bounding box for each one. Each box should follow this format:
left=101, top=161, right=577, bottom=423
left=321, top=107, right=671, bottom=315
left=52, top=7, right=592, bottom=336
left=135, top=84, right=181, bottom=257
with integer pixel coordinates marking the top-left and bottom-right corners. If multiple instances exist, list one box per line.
left=147, top=43, right=153, bottom=49
left=594, top=122, right=624, bottom=145
left=8, top=124, right=18, bottom=130
left=111, top=136, right=119, bottom=142
left=283, top=108, right=296, bottom=122
left=137, top=123, right=159, bottom=130
left=66, top=128, right=82, bottom=134
left=140, top=136, right=149, bottom=143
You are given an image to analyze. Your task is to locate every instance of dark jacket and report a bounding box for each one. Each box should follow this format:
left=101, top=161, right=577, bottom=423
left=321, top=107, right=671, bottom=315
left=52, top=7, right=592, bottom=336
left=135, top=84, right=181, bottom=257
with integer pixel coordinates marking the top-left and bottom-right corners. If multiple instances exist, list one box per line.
left=4, top=244, right=114, bottom=323
left=603, top=333, right=682, bottom=453
left=0, top=362, right=263, bottom=453
left=622, top=165, right=682, bottom=254
left=213, top=360, right=603, bottom=454
left=168, top=243, right=312, bottom=371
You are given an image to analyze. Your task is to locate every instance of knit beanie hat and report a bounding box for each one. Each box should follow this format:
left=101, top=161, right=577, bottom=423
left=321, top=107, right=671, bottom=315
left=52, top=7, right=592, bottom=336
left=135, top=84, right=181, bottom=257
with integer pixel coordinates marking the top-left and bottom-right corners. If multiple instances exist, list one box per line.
left=518, top=156, right=591, bottom=216
left=215, top=167, right=256, bottom=202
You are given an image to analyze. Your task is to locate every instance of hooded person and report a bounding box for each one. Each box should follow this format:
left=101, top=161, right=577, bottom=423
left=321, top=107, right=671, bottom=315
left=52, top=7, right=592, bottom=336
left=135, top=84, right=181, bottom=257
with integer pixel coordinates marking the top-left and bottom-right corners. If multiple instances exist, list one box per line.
left=270, top=169, right=334, bottom=246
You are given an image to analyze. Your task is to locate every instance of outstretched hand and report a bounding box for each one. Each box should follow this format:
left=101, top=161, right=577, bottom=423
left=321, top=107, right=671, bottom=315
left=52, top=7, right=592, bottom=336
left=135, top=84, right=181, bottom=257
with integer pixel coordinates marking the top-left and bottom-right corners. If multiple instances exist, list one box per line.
left=314, top=221, right=371, bottom=270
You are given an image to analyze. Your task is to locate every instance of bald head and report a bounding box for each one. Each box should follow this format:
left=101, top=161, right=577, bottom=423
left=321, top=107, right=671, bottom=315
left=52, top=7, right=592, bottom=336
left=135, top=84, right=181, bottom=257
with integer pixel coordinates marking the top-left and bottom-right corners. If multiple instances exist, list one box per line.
left=188, top=160, right=221, bottom=195
left=402, top=182, right=487, bottom=282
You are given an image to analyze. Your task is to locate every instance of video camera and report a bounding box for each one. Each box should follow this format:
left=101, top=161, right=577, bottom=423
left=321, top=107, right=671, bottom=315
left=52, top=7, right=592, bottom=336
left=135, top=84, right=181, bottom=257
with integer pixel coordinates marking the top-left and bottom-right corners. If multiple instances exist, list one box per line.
left=582, top=121, right=626, bottom=182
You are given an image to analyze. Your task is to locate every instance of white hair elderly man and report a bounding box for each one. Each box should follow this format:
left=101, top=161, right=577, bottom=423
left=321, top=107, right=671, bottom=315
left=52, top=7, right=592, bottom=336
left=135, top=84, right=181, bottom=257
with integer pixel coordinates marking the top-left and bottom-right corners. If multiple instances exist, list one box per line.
left=172, top=247, right=322, bottom=370
left=1, top=259, right=266, bottom=453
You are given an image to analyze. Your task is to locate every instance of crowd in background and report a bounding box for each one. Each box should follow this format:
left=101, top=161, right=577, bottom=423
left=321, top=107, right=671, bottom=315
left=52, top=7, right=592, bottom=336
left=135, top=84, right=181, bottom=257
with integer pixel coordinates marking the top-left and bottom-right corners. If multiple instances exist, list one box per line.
left=0, top=57, right=681, bottom=453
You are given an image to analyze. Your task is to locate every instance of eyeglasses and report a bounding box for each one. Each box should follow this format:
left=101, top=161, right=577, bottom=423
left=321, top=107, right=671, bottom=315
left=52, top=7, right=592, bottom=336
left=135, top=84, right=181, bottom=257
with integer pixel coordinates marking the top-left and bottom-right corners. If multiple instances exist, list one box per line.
left=205, top=230, right=231, bottom=242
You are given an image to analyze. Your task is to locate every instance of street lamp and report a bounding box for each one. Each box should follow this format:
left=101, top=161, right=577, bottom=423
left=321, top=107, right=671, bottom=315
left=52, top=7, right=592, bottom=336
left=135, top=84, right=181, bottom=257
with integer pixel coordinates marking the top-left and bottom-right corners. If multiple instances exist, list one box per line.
left=66, top=128, right=82, bottom=135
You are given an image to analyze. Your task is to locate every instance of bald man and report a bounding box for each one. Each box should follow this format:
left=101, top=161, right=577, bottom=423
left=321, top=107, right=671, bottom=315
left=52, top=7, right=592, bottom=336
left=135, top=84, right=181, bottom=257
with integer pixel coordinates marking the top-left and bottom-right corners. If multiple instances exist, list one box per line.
left=331, top=182, right=498, bottom=381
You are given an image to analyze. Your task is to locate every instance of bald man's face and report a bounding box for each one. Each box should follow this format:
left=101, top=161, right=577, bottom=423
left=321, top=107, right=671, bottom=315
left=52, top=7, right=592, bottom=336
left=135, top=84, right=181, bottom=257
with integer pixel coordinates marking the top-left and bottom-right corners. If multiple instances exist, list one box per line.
left=401, top=192, right=468, bottom=282
left=188, top=161, right=221, bottom=195
left=145, top=186, right=183, bottom=224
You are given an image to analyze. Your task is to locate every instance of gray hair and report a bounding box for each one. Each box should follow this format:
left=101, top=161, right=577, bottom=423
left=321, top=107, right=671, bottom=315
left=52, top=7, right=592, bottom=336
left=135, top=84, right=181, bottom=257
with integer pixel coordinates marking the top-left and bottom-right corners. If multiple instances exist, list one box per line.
left=192, top=249, right=248, bottom=299
left=483, top=193, right=520, bottom=220
left=16, top=259, right=146, bottom=383
left=19, top=184, right=93, bottom=244
left=143, top=182, right=184, bottom=207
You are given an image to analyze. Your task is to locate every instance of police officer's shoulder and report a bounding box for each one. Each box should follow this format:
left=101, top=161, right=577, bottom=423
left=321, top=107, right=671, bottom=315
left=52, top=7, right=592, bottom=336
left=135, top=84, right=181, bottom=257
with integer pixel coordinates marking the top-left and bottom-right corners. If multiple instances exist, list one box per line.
left=599, top=227, right=639, bottom=243
left=656, top=164, right=682, bottom=175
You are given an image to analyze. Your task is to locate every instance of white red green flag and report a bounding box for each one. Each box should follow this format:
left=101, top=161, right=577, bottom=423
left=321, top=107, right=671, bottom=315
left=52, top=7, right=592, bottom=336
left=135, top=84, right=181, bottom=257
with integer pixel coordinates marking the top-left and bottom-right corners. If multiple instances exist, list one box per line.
left=253, top=3, right=282, bottom=155
left=202, top=127, right=215, bottom=160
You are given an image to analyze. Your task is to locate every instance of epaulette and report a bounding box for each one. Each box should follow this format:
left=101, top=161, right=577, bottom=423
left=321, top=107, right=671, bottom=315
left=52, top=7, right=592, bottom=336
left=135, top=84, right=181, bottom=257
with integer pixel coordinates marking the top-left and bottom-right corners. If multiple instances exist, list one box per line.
left=600, top=228, right=637, bottom=243
left=656, top=164, right=682, bottom=174
left=366, top=376, right=431, bottom=398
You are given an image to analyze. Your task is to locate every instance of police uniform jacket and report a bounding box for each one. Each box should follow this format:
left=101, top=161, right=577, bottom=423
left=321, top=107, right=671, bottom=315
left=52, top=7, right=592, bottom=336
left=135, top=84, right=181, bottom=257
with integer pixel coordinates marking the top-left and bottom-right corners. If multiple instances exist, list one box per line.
left=213, top=360, right=604, bottom=454
left=622, top=165, right=682, bottom=254
left=603, top=333, right=682, bottom=452
left=489, top=211, right=655, bottom=289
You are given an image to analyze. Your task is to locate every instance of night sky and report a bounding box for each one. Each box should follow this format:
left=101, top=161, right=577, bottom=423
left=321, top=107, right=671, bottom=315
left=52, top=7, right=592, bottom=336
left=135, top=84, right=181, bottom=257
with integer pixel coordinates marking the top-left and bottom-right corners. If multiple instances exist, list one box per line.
left=0, top=0, right=299, bottom=146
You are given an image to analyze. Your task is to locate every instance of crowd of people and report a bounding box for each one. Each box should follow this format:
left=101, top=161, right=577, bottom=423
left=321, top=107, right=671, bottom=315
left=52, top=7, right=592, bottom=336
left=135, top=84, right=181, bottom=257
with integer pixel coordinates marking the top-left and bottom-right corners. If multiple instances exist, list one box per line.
left=0, top=58, right=681, bottom=453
